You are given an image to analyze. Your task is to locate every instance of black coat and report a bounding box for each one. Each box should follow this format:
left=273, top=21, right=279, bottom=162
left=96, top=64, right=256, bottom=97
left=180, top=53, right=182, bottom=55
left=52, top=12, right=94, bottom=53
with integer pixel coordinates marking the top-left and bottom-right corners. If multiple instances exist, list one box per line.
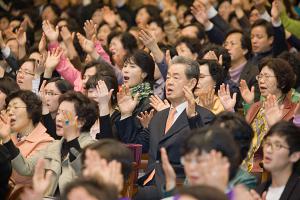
left=256, top=172, right=300, bottom=200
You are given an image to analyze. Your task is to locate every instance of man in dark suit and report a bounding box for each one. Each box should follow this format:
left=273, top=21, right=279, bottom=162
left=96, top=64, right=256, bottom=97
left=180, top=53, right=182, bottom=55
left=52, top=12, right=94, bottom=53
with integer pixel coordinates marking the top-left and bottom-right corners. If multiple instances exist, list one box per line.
left=116, top=56, right=215, bottom=200
left=223, top=29, right=260, bottom=109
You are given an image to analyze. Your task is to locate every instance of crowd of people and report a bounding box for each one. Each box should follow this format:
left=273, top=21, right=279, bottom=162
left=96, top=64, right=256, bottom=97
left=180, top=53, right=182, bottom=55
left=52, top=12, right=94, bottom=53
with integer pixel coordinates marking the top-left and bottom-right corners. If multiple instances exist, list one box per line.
left=0, top=0, right=300, bottom=199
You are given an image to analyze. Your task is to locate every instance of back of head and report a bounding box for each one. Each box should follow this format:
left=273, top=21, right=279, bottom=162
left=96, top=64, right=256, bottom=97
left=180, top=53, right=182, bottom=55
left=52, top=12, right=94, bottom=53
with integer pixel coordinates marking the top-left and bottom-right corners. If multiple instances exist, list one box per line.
left=62, top=178, right=118, bottom=200
left=181, top=126, right=240, bottom=180
left=212, top=111, right=253, bottom=163
left=83, top=139, right=133, bottom=180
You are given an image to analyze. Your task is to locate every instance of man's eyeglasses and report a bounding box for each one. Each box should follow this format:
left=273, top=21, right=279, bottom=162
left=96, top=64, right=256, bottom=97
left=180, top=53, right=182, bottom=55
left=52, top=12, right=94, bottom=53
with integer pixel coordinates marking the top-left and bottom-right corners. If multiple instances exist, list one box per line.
left=44, top=91, right=60, bottom=96
left=262, top=140, right=289, bottom=151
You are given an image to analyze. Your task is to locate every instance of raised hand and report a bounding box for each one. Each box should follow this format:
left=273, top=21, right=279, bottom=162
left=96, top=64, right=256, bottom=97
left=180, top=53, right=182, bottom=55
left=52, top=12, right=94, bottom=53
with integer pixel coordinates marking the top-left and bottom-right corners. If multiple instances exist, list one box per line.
left=203, top=50, right=223, bottom=66
left=42, top=20, right=59, bottom=42
left=137, top=109, right=155, bottom=128
left=32, top=159, right=52, bottom=195
left=102, top=6, right=117, bottom=27
left=199, top=150, right=230, bottom=192
left=183, top=86, right=197, bottom=118
left=38, top=33, right=47, bottom=54
left=138, top=29, right=157, bottom=50
left=84, top=20, right=97, bottom=40
left=218, top=83, right=237, bottom=112
left=191, top=1, right=210, bottom=27
left=77, top=32, right=95, bottom=54
left=83, top=149, right=124, bottom=192
left=149, top=95, right=170, bottom=112
left=44, top=47, right=63, bottom=72
left=60, top=26, right=73, bottom=43
left=161, top=148, right=176, bottom=191
left=39, top=80, right=49, bottom=115
left=0, top=111, right=11, bottom=143
left=196, top=88, right=215, bottom=111
left=264, top=94, right=283, bottom=127
left=271, top=0, right=280, bottom=23
left=239, top=79, right=255, bottom=104
left=61, top=110, right=80, bottom=141
left=96, top=80, right=114, bottom=116
left=16, top=27, right=26, bottom=46
left=117, top=85, right=139, bottom=118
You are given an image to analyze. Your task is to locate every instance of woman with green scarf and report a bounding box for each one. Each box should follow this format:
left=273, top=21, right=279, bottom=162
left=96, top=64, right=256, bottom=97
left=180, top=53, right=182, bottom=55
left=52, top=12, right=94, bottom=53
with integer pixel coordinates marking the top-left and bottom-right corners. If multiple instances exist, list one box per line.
left=96, top=50, right=154, bottom=152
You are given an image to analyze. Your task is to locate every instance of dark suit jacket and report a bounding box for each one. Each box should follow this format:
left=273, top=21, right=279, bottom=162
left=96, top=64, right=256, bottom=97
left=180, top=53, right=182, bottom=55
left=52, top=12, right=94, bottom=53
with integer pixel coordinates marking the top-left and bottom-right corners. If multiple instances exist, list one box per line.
left=117, top=105, right=215, bottom=194
left=256, top=173, right=300, bottom=200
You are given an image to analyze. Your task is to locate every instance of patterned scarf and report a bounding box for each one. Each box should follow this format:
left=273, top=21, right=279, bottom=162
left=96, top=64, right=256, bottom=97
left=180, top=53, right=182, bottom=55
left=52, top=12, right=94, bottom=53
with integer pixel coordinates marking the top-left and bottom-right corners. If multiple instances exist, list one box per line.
left=130, top=82, right=153, bottom=101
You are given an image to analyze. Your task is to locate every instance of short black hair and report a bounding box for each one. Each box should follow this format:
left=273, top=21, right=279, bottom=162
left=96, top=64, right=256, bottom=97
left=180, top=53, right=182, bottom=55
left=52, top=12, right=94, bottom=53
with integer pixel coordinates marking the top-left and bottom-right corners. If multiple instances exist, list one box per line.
left=199, top=44, right=231, bottom=71
left=6, top=90, right=42, bottom=125
left=58, top=91, right=99, bottom=132
left=181, top=23, right=206, bottom=41
left=181, top=126, right=240, bottom=180
left=135, top=5, right=161, bottom=24
left=85, top=73, right=118, bottom=106
left=107, top=31, right=138, bottom=55
left=225, top=29, right=252, bottom=59
left=82, top=60, right=116, bottom=79
left=278, top=51, right=300, bottom=90
left=212, top=111, right=254, bottom=162
left=251, top=19, right=274, bottom=38
left=259, top=58, right=295, bottom=94
left=61, top=178, right=118, bottom=200
left=45, top=78, right=74, bottom=94
left=124, top=50, right=155, bottom=85
left=176, top=36, right=201, bottom=55
left=0, top=76, right=20, bottom=96
left=198, top=59, right=226, bottom=92
left=83, top=139, right=133, bottom=180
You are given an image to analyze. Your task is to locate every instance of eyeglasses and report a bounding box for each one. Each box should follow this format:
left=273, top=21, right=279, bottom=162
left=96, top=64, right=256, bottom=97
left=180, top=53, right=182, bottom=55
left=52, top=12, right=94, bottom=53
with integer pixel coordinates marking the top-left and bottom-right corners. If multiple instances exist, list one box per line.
left=6, top=105, right=27, bottom=112
left=45, top=91, right=60, bottom=96
left=262, top=140, right=289, bottom=151
left=180, top=156, right=204, bottom=166
left=16, top=69, right=34, bottom=76
left=256, top=74, right=276, bottom=81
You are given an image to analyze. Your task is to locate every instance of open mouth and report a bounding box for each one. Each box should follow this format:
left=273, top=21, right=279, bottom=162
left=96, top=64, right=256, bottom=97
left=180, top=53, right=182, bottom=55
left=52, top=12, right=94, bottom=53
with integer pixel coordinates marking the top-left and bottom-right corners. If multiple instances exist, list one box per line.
left=123, top=76, right=129, bottom=81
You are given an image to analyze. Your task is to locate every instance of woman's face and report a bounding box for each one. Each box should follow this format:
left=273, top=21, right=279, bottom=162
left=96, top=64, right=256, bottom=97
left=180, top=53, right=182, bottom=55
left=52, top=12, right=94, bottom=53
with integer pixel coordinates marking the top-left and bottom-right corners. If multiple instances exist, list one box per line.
left=122, top=60, right=145, bottom=88
left=0, top=17, right=9, bottom=31
left=263, top=134, right=293, bottom=173
left=97, top=24, right=111, bottom=46
left=194, top=64, right=215, bottom=95
left=148, top=22, right=165, bottom=43
left=55, top=100, right=77, bottom=136
left=16, top=61, right=35, bottom=90
left=92, top=9, right=103, bottom=26
left=182, top=150, right=206, bottom=186
left=44, top=82, right=61, bottom=113
left=135, top=8, right=150, bottom=27
left=176, top=43, right=196, bottom=60
left=87, top=88, right=98, bottom=103
left=258, top=66, right=281, bottom=98
left=109, top=37, right=127, bottom=67
left=42, top=6, right=58, bottom=24
left=82, top=66, right=97, bottom=91
left=7, top=97, right=32, bottom=132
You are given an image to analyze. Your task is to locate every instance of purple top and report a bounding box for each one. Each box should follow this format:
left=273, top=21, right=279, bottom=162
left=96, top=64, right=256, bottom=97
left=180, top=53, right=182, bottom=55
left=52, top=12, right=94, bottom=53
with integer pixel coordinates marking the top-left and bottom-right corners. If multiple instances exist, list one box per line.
left=293, top=115, right=300, bottom=127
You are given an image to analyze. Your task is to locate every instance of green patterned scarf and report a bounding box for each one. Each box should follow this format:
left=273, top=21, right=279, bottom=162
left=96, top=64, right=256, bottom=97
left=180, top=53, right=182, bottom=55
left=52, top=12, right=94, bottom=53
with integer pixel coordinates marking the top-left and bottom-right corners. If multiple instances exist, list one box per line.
left=130, top=82, right=153, bottom=101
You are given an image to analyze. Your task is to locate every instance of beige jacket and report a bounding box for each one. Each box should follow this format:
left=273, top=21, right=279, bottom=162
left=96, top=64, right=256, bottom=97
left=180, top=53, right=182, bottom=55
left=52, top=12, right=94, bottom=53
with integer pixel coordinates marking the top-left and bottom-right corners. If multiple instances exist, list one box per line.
left=11, top=133, right=94, bottom=196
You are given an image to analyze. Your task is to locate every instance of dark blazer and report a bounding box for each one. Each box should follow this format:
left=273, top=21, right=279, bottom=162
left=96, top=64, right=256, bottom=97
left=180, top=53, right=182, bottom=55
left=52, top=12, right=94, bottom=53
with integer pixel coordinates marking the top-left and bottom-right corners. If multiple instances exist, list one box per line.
left=0, top=145, right=12, bottom=200
left=117, top=105, right=215, bottom=195
left=256, top=172, right=300, bottom=200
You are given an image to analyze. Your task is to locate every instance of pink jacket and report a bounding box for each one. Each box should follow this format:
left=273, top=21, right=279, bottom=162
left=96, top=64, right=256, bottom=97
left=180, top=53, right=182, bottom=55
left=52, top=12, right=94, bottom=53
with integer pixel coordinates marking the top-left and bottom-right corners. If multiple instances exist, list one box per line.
left=48, top=41, right=111, bottom=92
left=11, top=122, right=54, bottom=185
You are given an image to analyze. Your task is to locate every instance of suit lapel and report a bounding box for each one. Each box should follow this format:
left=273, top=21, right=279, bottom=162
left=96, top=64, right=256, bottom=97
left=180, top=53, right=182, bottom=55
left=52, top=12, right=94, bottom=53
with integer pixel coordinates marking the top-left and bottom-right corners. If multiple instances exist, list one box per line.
left=159, top=110, right=188, bottom=144
left=281, top=97, right=293, bottom=120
